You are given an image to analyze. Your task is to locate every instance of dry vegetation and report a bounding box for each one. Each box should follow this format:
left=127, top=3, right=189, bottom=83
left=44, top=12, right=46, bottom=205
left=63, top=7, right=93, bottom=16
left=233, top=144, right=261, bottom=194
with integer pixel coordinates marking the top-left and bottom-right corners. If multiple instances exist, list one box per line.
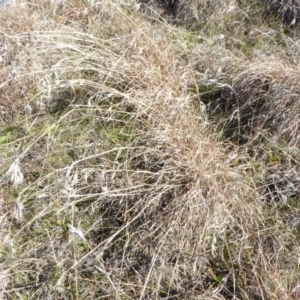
left=0, top=0, right=300, bottom=299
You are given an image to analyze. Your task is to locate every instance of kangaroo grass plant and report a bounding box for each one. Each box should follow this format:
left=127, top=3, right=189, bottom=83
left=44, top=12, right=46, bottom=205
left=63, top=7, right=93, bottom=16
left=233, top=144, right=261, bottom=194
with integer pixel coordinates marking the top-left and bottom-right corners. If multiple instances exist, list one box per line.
left=0, top=0, right=300, bottom=299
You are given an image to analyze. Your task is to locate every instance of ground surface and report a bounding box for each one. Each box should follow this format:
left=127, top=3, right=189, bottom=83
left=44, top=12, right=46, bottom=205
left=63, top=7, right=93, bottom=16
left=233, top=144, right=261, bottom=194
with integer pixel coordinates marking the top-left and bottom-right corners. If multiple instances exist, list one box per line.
left=0, top=0, right=300, bottom=299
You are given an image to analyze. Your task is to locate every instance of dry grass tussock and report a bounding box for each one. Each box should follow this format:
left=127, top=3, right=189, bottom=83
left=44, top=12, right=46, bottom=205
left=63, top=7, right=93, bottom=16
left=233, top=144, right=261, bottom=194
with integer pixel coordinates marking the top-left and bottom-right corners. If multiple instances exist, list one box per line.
left=0, top=0, right=300, bottom=299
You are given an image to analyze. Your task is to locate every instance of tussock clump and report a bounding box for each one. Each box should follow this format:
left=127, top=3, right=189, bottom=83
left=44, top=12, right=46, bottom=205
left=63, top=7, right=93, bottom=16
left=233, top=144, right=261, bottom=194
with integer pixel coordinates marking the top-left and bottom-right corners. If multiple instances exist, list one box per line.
left=201, top=58, right=300, bottom=150
left=197, top=55, right=300, bottom=222
left=0, top=1, right=265, bottom=298
left=2, top=23, right=263, bottom=298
